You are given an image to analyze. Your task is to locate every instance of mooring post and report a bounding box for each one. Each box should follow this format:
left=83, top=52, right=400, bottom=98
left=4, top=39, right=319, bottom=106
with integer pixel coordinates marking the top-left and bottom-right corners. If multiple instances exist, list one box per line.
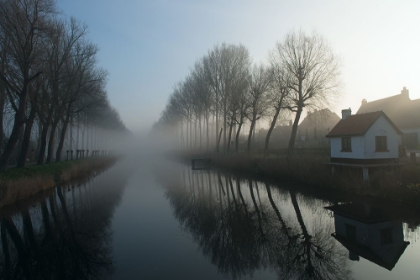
left=71, top=150, right=73, bottom=160
left=66, top=150, right=69, bottom=161
left=362, top=167, right=369, bottom=182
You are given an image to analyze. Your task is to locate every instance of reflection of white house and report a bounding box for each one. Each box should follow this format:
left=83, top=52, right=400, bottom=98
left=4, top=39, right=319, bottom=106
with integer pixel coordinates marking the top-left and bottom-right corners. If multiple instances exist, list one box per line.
left=327, top=203, right=409, bottom=271
left=326, top=110, right=402, bottom=165
left=357, top=87, right=420, bottom=150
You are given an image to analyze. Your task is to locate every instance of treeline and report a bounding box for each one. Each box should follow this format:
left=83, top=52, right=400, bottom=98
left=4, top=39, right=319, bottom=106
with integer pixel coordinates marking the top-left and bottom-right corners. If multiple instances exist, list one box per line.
left=154, top=30, right=340, bottom=153
left=0, top=0, right=127, bottom=170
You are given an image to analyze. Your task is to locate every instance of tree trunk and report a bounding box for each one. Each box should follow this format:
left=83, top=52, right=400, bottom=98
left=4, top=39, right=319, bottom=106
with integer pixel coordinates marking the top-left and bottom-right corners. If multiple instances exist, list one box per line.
left=247, top=115, right=256, bottom=151
left=265, top=106, right=281, bottom=150
left=0, top=114, right=25, bottom=170
left=199, top=115, right=202, bottom=149
left=55, top=112, right=71, bottom=162
left=76, top=117, right=80, bottom=150
left=227, top=112, right=236, bottom=152
left=215, top=92, right=219, bottom=150
left=206, top=114, right=209, bottom=150
left=46, top=121, right=58, bottom=163
left=0, top=82, right=30, bottom=170
left=216, top=128, right=223, bottom=153
left=37, top=121, right=50, bottom=165
left=17, top=109, right=36, bottom=168
left=288, top=106, right=303, bottom=154
left=223, top=98, right=227, bottom=151
left=235, top=121, right=243, bottom=152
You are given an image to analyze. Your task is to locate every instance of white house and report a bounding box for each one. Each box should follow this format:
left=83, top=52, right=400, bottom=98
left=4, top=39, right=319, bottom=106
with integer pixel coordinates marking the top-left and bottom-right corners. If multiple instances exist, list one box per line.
left=326, top=110, right=402, bottom=165
left=327, top=203, right=409, bottom=271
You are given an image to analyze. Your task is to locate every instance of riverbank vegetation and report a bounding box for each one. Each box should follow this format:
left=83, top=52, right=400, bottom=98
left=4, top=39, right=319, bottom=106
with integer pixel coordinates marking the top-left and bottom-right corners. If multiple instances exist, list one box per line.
left=0, top=156, right=117, bottom=207
left=0, top=0, right=128, bottom=171
left=209, top=152, right=420, bottom=207
left=170, top=149, right=420, bottom=207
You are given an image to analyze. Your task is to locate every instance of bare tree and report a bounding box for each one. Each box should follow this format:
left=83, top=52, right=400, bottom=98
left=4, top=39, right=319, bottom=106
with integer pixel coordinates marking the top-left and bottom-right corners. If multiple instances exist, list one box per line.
left=264, top=63, right=290, bottom=150
left=246, top=64, right=271, bottom=151
left=204, top=43, right=250, bottom=152
left=234, top=91, right=249, bottom=152
left=0, top=0, right=55, bottom=170
left=37, top=17, right=86, bottom=164
left=275, top=30, right=340, bottom=154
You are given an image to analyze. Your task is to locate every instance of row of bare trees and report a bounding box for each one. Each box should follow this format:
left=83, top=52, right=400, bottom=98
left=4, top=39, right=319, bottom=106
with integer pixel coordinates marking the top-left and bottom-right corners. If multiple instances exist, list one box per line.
left=154, top=30, right=340, bottom=154
left=0, top=0, right=126, bottom=170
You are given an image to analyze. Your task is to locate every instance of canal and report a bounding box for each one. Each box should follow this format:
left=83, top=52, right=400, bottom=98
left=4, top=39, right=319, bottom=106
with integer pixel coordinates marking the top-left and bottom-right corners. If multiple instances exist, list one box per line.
left=0, top=157, right=419, bottom=279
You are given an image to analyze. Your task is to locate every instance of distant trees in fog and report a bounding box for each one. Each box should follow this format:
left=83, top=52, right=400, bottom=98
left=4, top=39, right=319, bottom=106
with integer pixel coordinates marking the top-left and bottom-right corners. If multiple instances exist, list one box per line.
left=0, top=0, right=127, bottom=170
left=155, top=30, right=340, bottom=154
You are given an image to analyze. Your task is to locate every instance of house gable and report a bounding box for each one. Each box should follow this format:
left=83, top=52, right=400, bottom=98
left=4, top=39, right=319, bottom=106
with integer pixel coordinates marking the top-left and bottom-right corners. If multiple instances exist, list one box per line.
left=328, top=113, right=400, bottom=161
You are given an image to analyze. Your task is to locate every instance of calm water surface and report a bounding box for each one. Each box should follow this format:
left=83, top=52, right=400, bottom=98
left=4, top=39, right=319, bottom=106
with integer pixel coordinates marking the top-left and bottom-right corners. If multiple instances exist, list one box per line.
left=0, top=157, right=419, bottom=279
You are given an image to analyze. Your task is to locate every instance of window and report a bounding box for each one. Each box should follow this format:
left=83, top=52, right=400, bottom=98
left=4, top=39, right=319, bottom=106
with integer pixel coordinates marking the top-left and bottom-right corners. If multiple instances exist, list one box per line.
left=375, top=136, right=388, bottom=152
left=380, top=228, right=393, bottom=245
left=341, top=137, right=352, bottom=152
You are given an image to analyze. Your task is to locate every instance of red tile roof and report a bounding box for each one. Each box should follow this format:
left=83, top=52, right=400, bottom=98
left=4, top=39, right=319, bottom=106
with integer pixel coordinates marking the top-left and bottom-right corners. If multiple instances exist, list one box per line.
left=326, top=111, right=402, bottom=138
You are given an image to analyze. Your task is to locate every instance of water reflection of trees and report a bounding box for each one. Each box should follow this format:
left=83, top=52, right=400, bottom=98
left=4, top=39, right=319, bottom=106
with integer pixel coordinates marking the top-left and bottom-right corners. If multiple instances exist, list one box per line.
left=0, top=166, right=130, bottom=280
left=164, top=166, right=351, bottom=280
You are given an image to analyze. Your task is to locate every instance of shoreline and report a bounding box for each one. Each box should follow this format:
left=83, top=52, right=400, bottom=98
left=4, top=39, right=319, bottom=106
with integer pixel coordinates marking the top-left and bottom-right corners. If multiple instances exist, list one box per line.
left=0, top=156, right=118, bottom=208
left=172, top=150, right=420, bottom=208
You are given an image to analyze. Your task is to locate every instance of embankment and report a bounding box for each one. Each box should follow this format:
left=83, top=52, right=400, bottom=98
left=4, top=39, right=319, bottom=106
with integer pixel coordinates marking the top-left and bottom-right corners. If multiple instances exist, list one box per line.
left=0, top=156, right=118, bottom=208
left=176, top=151, right=420, bottom=207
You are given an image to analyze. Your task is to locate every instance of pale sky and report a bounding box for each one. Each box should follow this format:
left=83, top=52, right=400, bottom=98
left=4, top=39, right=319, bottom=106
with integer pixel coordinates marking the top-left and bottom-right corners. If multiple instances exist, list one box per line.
left=56, top=0, right=420, bottom=132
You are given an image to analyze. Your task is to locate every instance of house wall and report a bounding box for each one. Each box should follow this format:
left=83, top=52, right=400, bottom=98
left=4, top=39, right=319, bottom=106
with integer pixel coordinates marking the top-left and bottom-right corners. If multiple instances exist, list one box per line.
left=364, top=115, right=399, bottom=159
left=330, top=136, right=365, bottom=159
left=330, top=115, right=399, bottom=159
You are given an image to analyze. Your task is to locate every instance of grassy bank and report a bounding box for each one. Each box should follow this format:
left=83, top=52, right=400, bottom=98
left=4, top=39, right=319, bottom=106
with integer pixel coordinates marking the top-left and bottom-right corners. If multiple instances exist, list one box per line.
left=0, top=157, right=118, bottom=208
left=180, top=151, right=420, bottom=207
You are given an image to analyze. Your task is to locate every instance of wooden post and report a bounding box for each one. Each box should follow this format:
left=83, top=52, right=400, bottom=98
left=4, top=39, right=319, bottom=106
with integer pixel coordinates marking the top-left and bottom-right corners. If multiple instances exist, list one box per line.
left=362, top=167, right=369, bottom=182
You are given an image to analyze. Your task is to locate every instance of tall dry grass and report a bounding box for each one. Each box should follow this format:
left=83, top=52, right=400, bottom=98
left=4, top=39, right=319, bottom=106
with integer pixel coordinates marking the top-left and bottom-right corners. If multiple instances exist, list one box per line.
left=0, top=175, right=55, bottom=207
left=0, top=157, right=118, bottom=208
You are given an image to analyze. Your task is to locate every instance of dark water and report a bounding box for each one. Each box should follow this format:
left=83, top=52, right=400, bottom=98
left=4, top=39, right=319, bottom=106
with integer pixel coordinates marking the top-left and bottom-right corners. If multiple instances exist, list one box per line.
left=0, top=158, right=419, bottom=279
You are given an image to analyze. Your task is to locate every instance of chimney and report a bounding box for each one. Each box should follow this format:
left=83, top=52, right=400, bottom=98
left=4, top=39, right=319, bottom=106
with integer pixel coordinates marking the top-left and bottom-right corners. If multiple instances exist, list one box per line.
left=401, top=87, right=409, bottom=98
left=361, top=99, right=367, bottom=105
left=341, top=108, right=351, bottom=120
